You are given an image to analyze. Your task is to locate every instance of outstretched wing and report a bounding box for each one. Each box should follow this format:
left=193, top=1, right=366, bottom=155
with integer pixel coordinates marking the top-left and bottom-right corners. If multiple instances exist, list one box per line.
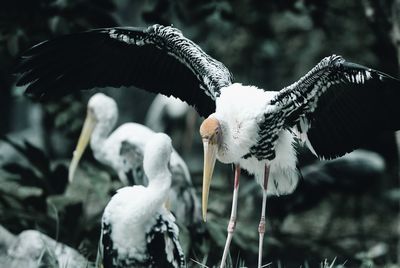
left=146, top=213, right=186, bottom=268
left=15, top=24, right=233, bottom=117
left=272, top=54, right=400, bottom=159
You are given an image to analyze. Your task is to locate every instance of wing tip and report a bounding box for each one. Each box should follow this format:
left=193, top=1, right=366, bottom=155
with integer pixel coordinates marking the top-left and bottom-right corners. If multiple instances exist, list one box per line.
left=340, top=58, right=400, bottom=84
left=375, top=70, right=400, bottom=83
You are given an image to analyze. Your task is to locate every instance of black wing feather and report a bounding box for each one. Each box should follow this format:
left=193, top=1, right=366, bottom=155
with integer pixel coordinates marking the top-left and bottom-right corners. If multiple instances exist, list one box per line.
left=147, top=214, right=185, bottom=268
left=16, top=25, right=233, bottom=117
left=307, top=73, right=400, bottom=158
left=100, top=222, right=117, bottom=268
left=272, top=55, right=400, bottom=159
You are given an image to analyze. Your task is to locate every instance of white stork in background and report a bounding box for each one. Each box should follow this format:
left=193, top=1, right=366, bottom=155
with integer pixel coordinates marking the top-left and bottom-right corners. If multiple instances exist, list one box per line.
left=68, top=92, right=201, bottom=229
left=96, top=133, right=186, bottom=268
left=145, top=94, right=198, bottom=153
left=15, top=24, right=400, bottom=268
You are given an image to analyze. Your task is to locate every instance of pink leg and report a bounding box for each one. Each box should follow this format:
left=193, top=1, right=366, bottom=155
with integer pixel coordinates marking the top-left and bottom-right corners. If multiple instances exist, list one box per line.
left=220, top=165, right=241, bottom=268
left=258, top=164, right=270, bottom=268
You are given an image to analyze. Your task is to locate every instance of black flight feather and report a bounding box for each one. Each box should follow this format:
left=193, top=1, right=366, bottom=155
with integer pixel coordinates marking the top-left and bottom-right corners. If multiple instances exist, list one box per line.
left=15, top=25, right=233, bottom=117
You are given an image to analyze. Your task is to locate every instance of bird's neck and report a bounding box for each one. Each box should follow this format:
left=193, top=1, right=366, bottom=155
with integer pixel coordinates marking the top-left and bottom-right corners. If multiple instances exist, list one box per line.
left=90, top=119, right=116, bottom=152
left=148, top=171, right=171, bottom=193
left=146, top=169, right=172, bottom=209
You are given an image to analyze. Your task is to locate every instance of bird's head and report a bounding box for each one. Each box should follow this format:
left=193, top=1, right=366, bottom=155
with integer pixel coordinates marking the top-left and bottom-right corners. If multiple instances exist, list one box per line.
left=143, top=133, right=173, bottom=179
left=68, top=93, right=117, bottom=183
left=199, top=115, right=222, bottom=221
left=87, top=93, right=118, bottom=123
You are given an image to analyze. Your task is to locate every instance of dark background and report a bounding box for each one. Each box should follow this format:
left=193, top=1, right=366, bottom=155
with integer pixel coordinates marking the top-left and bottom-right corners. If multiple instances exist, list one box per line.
left=0, top=0, right=399, bottom=267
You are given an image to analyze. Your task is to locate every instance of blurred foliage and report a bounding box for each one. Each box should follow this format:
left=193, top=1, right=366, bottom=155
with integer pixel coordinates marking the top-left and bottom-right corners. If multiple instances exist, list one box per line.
left=0, top=0, right=399, bottom=267
left=0, top=136, right=68, bottom=194
left=0, top=137, right=117, bottom=260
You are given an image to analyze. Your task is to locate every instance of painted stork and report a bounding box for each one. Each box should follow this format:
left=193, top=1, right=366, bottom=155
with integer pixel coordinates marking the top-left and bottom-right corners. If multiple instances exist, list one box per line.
left=96, top=133, right=186, bottom=268
left=145, top=94, right=191, bottom=133
left=145, top=94, right=197, bottom=153
left=68, top=92, right=201, bottom=228
left=15, top=24, right=400, bottom=268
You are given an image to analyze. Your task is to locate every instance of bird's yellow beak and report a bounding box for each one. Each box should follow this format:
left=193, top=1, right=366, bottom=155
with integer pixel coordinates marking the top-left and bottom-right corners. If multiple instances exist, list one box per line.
left=199, top=116, right=221, bottom=222
left=68, top=109, right=97, bottom=183
left=201, top=138, right=218, bottom=222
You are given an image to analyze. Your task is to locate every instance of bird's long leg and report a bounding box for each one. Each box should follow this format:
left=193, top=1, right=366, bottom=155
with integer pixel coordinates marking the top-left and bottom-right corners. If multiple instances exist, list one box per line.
left=220, top=164, right=241, bottom=268
left=258, top=164, right=270, bottom=268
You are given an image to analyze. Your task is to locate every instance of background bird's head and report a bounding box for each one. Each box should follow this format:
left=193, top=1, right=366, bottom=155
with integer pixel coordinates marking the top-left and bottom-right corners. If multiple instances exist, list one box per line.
left=87, top=93, right=118, bottom=124
left=68, top=93, right=118, bottom=182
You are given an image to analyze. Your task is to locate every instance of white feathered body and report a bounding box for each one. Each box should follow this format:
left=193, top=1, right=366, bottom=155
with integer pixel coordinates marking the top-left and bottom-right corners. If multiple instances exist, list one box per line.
left=214, top=83, right=299, bottom=195
left=99, top=133, right=185, bottom=268
left=91, top=123, right=151, bottom=177
left=91, top=122, right=191, bottom=183
left=90, top=120, right=200, bottom=225
left=102, top=185, right=170, bottom=262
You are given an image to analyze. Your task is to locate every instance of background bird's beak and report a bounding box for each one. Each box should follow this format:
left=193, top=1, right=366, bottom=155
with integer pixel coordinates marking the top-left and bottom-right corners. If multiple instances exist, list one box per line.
left=201, top=139, right=217, bottom=222
left=68, top=110, right=96, bottom=183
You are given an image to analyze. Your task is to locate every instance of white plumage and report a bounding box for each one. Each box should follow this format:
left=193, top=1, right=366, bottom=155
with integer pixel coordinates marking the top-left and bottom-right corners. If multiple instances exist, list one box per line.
left=145, top=94, right=198, bottom=153
left=69, top=93, right=201, bottom=227
left=145, top=94, right=191, bottom=132
left=15, top=24, right=400, bottom=268
left=98, top=133, right=185, bottom=268
left=213, top=84, right=299, bottom=194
